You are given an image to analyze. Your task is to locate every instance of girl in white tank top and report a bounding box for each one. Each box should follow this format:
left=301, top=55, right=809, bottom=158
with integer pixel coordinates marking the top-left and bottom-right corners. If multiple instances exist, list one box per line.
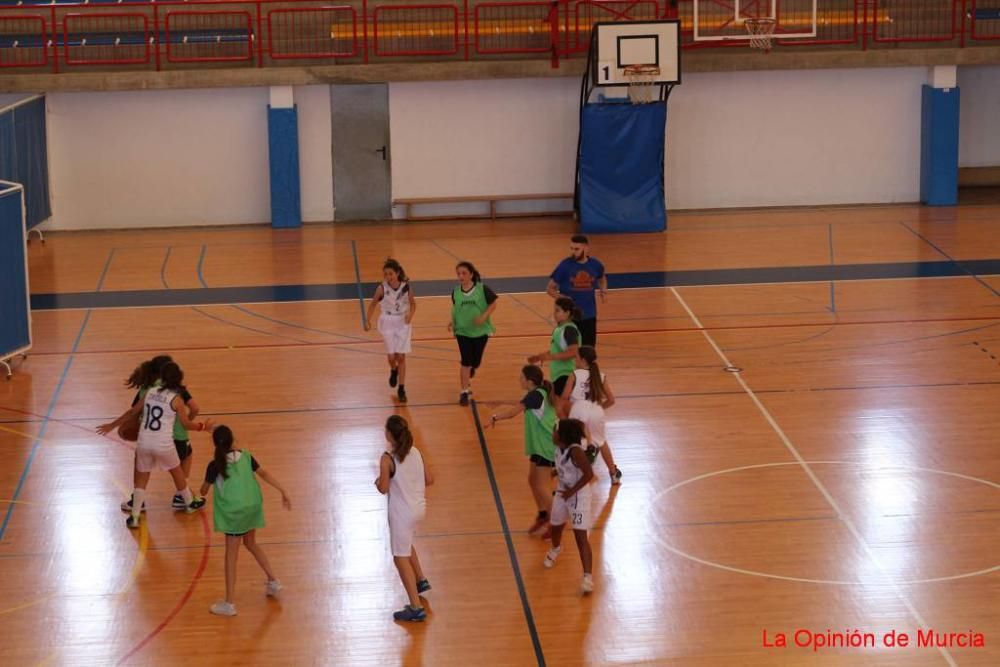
left=375, top=415, right=434, bottom=622
left=562, top=346, right=622, bottom=485
left=365, top=259, right=416, bottom=403
left=124, top=361, right=213, bottom=529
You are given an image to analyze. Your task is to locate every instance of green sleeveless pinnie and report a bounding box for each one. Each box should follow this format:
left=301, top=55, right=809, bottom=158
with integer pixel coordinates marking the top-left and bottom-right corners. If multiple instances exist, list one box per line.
left=451, top=283, right=496, bottom=338
left=549, top=321, right=580, bottom=380
left=212, top=451, right=265, bottom=534
left=523, top=387, right=557, bottom=462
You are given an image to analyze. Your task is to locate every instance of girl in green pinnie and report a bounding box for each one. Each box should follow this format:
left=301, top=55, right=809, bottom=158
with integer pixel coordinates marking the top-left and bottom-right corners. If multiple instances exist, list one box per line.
left=448, top=261, right=499, bottom=406
left=527, top=296, right=581, bottom=413
left=200, top=425, right=292, bottom=617
left=486, top=365, right=558, bottom=538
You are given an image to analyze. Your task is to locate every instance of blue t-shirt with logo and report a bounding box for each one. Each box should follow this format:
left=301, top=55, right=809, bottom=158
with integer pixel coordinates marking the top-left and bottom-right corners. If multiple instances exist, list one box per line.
left=550, top=257, right=605, bottom=319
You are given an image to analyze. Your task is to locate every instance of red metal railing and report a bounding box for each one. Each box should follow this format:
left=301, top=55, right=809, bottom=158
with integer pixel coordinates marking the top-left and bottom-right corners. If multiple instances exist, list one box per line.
left=63, top=13, right=150, bottom=66
left=0, top=15, right=47, bottom=68
left=0, top=0, right=997, bottom=74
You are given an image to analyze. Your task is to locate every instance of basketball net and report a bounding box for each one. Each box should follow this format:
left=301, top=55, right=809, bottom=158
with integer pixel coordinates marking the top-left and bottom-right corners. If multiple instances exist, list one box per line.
left=745, top=17, right=777, bottom=52
left=623, top=64, right=660, bottom=104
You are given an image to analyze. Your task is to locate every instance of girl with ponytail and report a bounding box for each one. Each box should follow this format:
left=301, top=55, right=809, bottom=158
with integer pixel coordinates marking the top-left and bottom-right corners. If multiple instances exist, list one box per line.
left=375, top=415, right=434, bottom=622
left=487, top=365, right=558, bottom=537
left=199, top=425, right=291, bottom=617
left=364, top=258, right=417, bottom=403
left=528, top=297, right=582, bottom=411
left=563, top=345, right=622, bottom=484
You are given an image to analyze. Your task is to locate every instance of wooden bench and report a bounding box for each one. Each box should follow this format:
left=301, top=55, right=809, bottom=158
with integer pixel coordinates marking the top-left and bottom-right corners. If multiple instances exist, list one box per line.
left=393, top=193, right=574, bottom=221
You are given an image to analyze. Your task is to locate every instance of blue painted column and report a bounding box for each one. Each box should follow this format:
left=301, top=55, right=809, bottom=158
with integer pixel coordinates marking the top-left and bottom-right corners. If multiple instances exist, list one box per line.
left=268, top=86, right=302, bottom=228
left=920, top=66, right=960, bottom=207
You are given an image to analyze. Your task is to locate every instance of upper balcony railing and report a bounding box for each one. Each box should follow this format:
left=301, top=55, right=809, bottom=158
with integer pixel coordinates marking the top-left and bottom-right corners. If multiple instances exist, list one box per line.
left=0, top=0, right=997, bottom=74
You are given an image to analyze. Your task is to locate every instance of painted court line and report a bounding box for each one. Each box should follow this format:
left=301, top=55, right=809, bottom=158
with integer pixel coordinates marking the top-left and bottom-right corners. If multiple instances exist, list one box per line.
left=470, top=400, right=546, bottom=667
left=669, top=286, right=958, bottom=667
left=0, top=248, right=114, bottom=542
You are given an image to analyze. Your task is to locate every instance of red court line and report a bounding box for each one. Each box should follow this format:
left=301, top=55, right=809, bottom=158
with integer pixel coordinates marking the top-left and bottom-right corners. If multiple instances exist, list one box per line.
left=18, top=314, right=1000, bottom=357
left=115, top=510, right=211, bottom=665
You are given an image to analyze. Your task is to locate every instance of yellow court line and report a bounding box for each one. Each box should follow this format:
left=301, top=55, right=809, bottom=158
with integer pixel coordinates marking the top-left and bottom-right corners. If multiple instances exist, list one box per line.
left=0, top=482, right=147, bottom=633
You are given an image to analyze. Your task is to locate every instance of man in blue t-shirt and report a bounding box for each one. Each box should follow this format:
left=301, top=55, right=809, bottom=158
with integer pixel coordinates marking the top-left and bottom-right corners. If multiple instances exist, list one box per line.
left=547, top=234, right=607, bottom=346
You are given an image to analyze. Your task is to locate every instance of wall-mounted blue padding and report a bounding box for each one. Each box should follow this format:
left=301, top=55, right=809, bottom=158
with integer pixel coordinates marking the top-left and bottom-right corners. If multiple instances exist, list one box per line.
left=267, top=105, right=302, bottom=229
left=920, top=85, right=960, bottom=207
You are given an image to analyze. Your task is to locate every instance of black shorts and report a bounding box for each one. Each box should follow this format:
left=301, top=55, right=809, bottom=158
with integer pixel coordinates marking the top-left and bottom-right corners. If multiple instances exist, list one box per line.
left=174, top=439, right=193, bottom=461
left=577, top=317, right=597, bottom=347
left=553, top=375, right=570, bottom=397
left=456, top=335, right=489, bottom=368
left=225, top=531, right=249, bottom=537
left=529, top=454, right=554, bottom=467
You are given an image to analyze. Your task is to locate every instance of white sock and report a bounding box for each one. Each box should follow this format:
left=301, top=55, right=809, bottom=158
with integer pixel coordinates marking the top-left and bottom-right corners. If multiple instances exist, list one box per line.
left=180, top=487, right=193, bottom=505
left=131, top=488, right=146, bottom=520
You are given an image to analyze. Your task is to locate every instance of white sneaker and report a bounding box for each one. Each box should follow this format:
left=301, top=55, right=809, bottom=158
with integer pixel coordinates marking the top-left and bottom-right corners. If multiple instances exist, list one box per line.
left=210, top=600, right=237, bottom=616
left=266, top=580, right=283, bottom=597
left=581, top=574, right=594, bottom=594
left=543, top=547, right=561, bottom=568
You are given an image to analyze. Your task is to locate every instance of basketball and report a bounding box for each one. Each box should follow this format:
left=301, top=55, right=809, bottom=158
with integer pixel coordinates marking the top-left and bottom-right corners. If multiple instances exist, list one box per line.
left=117, top=415, right=139, bottom=442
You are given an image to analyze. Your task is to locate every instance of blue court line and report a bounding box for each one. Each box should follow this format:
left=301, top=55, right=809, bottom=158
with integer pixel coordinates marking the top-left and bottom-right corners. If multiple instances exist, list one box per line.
left=429, top=238, right=552, bottom=326
left=0, top=248, right=114, bottom=542
left=469, top=400, right=546, bottom=667
left=350, top=240, right=367, bottom=329
left=899, top=223, right=1000, bottom=299
left=31, top=258, right=1000, bottom=311
left=159, top=246, right=172, bottom=287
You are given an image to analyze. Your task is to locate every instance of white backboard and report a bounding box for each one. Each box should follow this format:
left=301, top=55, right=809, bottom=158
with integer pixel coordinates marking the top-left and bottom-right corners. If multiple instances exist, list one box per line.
left=593, top=20, right=681, bottom=87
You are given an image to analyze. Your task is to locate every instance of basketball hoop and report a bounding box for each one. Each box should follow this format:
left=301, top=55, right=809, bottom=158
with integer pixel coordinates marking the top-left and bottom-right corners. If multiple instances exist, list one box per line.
left=623, top=64, right=661, bottom=104
left=744, top=17, right=777, bottom=52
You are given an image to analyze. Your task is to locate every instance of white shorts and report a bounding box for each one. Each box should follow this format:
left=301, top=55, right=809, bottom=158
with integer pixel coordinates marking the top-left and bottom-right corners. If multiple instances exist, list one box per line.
left=135, top=445, right=181, bottom=473
left=388, top=508, right=422, bottom=557
left=570, top=400, right=606, bottom=446
left=550, top=485, right=592, bottom=530
left=378, top=315, right=412, bottom=355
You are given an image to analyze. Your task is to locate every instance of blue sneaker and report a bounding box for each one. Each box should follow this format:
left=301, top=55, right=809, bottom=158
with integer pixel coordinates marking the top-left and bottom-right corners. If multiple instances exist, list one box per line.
left=417, top=579, right=431, bottom=594
left=393, top=605, right=426, bottom=622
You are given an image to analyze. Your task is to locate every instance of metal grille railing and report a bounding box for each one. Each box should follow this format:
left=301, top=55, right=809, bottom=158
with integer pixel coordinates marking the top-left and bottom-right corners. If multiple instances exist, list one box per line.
left=970, top=0, right=1000, bottom=40
left=268, top=6, right=357, bottom=58
left=63, top=12, right=149, bottom=65
left=572, top=0, right=660, bottom=51
left=474, top=2, right=551, bottom=54
left=164, top=10, right=253, bottom=62
left=873, top=0, right=958, bottom=43
left=1, top=1, right=1000, bottom=74
left=373, top=4, right=459, bottom=56
left=0, top=15, right=46, bottom=67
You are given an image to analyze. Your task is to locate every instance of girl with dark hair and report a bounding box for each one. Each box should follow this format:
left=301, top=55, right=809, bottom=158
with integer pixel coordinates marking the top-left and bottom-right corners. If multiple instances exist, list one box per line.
left=98, top=355, right=201, bottom=512
left=563, top=345, right=622, bottom=484
left=487, top=365, right=558, bottom=537
left=528, top=296, right=581, bottom=405
left=199, top=425, right=291, bottom=617
left=375, top=415, right=434, bottom=622
left=448, top=261, right=498, bottom=406
left=543, top=418, right=595, bottom=594
left=125, top=361, right=211, bottom=529
left=365, top=258, right=416, bottom=403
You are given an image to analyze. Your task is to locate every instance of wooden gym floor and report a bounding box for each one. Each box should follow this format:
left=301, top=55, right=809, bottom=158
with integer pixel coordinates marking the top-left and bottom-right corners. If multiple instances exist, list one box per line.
left=1, top=206, right=998, bottom=666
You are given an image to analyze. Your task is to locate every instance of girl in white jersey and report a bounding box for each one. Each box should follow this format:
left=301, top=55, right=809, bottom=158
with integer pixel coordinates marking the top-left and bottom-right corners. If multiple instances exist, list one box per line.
left=126, top=362, right=212, bottom=529
left=561, top=346, right=622, bottom=484
left=543, top=419, right=595, bottom=594
left=365, top=259, right=416, bottom=403
left=375, top=415, right=434, bottom=622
